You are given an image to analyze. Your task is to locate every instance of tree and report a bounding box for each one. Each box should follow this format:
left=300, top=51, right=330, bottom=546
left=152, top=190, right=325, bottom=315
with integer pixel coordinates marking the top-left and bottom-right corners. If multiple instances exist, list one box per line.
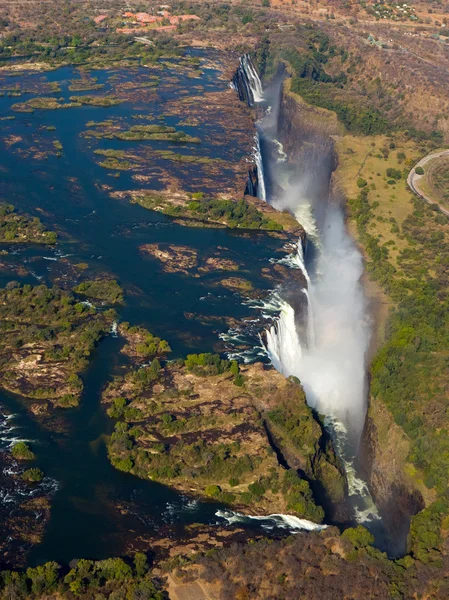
left=415, top=166, right=425, bottom=175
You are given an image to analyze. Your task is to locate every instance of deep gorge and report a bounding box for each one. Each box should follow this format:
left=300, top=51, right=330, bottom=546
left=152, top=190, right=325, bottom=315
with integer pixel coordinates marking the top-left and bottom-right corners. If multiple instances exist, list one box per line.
left=235, top=53, right=423, bottom=556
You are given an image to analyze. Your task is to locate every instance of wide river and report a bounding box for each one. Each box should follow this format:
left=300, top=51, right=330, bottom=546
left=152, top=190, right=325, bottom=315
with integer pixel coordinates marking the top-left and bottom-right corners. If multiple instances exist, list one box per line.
left=0, top=49, right=286, bottom=566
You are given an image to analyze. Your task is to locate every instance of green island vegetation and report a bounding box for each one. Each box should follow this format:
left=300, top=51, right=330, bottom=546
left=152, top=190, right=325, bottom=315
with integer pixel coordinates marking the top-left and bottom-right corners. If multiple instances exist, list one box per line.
left=186, top=196, right=283, bottom=230
left=0, top=283, right=115, bottom=404
left=129, top=191, right=285, bottom=231
left=93, top=148, right=222, bottom=171
left=69, top=95, right=123, bottom=107
left=12, top=95, right=122, bottom=112
left=21, top=468, right=44, bottom=483
left=0, top=204, right=57, bottom=244
left=82, top=122, right=200, bottom=143
left=98, top=157, right=138, bottom=171
left=267, top=375, right=346, bottom=504
left=12, top=98, right=80, bottom=112
left=0, top=554, right=166, bottom=599
left=11, top=442, right=35, bottom=461
left=68, top=79, right=105, bottom=92
left=73, top=279, right=124, bottom=304
left=103, top=347, right=345, bottom=522
left=119, top=323, right=171, bottom=360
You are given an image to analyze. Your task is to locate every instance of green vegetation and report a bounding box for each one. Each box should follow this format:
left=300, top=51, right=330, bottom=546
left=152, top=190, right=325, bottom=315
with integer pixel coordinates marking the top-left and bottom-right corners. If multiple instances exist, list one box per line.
left=103, top=357, right=325, bottom=521
left=0, top=554, right=166, bottom=599
left=114, top=126, right=200, bottom=143
left=185, top=197, right=283, bottom=230
left=82, top=123, right=200, bottom=143
left=0, top=204, right=56, bottom=244
left=128, top=191, right=287, bottom=232
left=184, top=353, right=237, bottom=376
left=386, top=168, right=402, bottom=180
left=22, top=468, right=44, bottom=483
left=415, top=166, right=425, bottom=175
left=68, top=81, right=105, bottom=92
left=0, top=284, right=114, bottom=403
left=349, top=171, right=449, bottom=560
left=98, top=158, right=137, bottom=171
left=119, top=323, right=171, bottom=359
left=12, top=97, right=80, bottom=112
left=69, top=95, right=123, bottom=107
left=263, top=26, right=443, bottom=141
left=274, top=42, right=389, bottom=135
left=74, top=279, right=123, bottom=304
left=11, top=442, right=35, bottom=461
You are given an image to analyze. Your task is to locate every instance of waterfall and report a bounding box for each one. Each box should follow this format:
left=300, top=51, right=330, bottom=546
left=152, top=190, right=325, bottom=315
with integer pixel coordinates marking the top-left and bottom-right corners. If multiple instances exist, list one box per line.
left=302, top=288, right=315, bottom=350
left=265, top=295, right=302, bottom=376
left=253, top=132, right=266, bottom=201
left=233, top=54, right=266, bottom=201
left=265, top=199, right=381, bottom=525
left=232, top=54, right=264, bottom=107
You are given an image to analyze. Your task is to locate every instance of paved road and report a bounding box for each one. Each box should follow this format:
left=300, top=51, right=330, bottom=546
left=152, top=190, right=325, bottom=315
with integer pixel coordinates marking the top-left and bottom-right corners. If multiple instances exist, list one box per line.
left=407, top=149, right=449, bottom=217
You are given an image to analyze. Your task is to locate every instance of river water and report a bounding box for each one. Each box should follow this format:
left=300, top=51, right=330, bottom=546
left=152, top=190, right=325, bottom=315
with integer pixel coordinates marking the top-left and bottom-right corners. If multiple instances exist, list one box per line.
left=0, top=50, right=291, bottom=566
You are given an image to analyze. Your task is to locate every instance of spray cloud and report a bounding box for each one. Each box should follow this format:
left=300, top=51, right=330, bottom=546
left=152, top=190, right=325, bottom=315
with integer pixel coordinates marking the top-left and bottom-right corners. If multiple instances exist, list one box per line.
left=267, top=162, right=371, bottom=444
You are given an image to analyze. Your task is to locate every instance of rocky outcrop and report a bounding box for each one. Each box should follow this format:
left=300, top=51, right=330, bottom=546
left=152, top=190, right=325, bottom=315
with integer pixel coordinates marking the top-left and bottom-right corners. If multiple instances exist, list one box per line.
left=357, top=397, right=426, bottom=555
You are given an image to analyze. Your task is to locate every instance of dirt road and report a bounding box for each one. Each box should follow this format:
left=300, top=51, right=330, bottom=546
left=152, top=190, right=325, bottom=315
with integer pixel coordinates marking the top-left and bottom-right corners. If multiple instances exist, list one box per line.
left=407, top=149, right=449, bottom=217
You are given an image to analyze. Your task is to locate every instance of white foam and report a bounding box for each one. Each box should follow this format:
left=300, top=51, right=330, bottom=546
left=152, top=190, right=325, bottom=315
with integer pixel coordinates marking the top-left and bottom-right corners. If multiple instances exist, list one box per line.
left=216, top=510, right=326, bottom=532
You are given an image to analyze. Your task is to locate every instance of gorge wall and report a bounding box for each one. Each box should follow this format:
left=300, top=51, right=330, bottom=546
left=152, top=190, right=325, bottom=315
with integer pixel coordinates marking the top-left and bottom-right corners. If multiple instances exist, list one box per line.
left=273, top=72, right=425, bottom=553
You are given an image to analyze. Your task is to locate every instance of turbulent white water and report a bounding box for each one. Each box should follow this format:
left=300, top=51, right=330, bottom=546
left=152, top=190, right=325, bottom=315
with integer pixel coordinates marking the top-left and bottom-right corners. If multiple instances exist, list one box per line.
left=253, top=133, right=266, bottom=201
left=216, top=510, right=327, bottom=532
left=267, top=197, right=370, bottom=440
left=241, top=54, right=264, bottom=103
left=265, top=193, right=380, bottom=523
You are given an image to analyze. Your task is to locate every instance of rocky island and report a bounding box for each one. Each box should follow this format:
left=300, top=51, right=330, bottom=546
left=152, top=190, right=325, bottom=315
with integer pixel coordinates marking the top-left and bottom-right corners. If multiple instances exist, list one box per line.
left=0, top=0, right=449, bottom=597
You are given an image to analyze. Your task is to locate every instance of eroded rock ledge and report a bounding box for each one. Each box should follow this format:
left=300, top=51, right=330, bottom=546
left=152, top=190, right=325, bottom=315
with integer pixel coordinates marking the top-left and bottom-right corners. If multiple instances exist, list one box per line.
left=102, top=342, right=344, bottom=523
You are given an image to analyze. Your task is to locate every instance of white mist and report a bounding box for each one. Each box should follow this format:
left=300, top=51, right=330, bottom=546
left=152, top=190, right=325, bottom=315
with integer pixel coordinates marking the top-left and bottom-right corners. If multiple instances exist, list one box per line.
left=268, top=194, right=371, bottom=442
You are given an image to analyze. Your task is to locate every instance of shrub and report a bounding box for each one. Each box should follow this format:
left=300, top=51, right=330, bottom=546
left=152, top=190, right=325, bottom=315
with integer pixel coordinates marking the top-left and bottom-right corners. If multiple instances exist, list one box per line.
left=386, top=167, right=402, bottom=180
left=357, top=178, right=368, bottom=188
left=205, top=484, right=221, bottom=497
left=22, top=467, right=44, bottom=482
left=415, top=166, right=425, bottom=175
left=342, top=525, right=375, bottom=549
left=11, top=441, right=35, bottom=460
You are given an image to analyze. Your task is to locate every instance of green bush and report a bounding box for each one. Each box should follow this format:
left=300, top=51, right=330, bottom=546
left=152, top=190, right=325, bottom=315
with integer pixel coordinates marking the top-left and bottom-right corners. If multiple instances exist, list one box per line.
left=205, top=484, right=221, bottom=497
left=22, top=467, right=44, bottom=482
left=386, top=167, right=402, bottom=180
left=415, top=166, right=425, bottom=175
left=11, top=441, right=35, bottom=461
left=342, top=525, right=375, bottom=549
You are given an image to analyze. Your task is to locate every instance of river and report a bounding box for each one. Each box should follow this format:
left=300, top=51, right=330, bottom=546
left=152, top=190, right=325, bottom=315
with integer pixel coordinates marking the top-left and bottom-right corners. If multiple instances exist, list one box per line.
left=0, top=50, right=294, bottom=567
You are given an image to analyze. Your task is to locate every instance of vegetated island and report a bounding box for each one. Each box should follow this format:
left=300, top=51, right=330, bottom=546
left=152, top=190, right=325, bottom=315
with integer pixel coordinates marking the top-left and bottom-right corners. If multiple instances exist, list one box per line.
left=102, top=335, right=345, bottom=521
left=0, top=204, right=57, bottom=244
left=73, top=278, right=124, bottom=305
left=0, top=283, right=117, bottom=409
left=111, top=189, right=301, bottom=236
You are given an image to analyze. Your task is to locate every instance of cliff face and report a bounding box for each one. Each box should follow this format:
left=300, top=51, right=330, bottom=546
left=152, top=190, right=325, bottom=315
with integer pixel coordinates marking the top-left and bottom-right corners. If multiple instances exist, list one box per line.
left=276, top=78, right=425, bottom=549
left=357, top=400, right=426, bottom=555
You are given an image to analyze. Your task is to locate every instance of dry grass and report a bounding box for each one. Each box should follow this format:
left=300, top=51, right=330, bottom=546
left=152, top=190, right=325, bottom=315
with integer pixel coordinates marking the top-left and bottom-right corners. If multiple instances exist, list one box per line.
left=335, top=133, right=421, bottom=268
